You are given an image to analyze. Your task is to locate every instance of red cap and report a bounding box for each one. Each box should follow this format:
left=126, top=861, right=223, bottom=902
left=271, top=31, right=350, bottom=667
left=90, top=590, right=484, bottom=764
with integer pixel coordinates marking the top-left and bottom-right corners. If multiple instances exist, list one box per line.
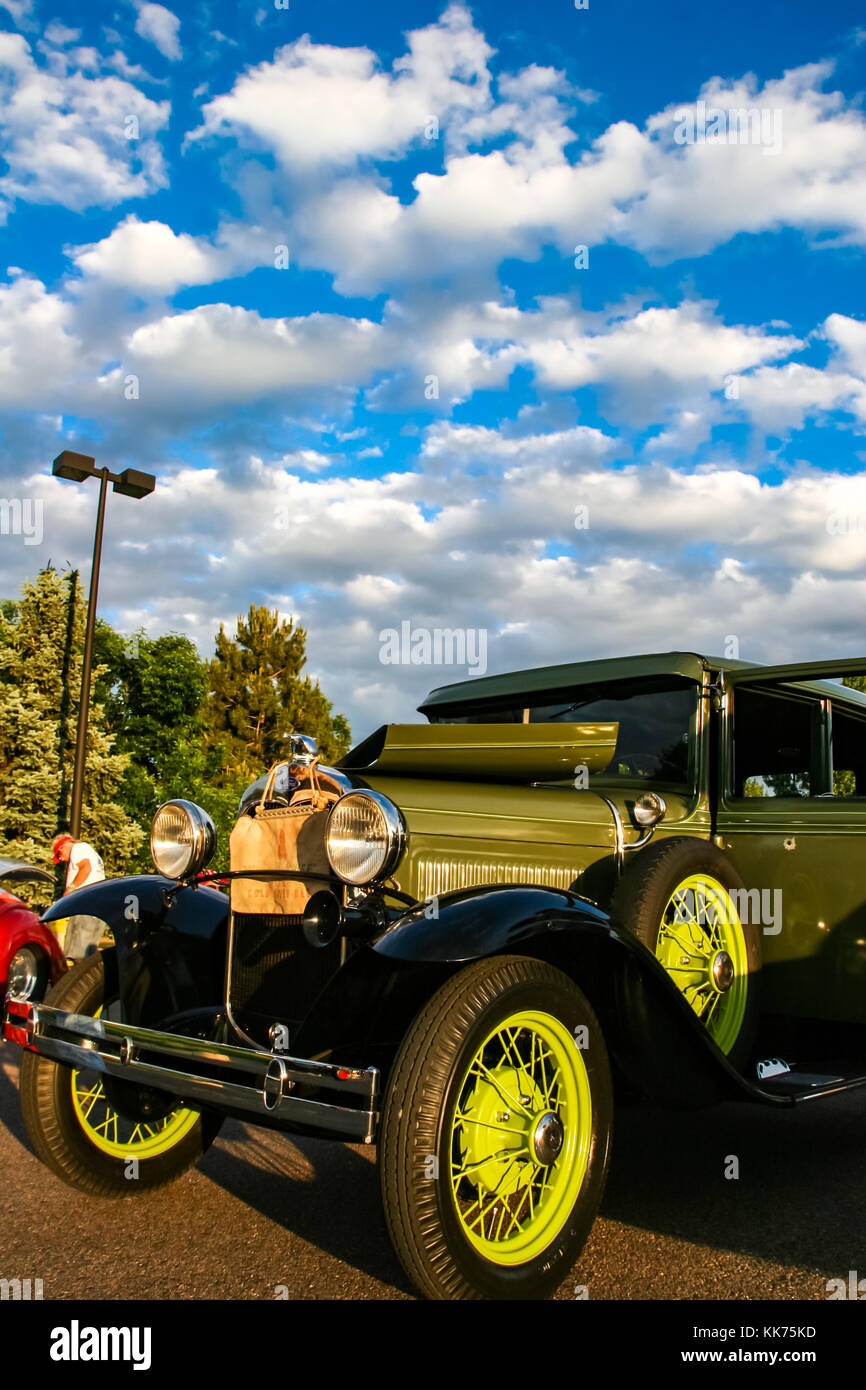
left=52, top=834, right=73, bottom=864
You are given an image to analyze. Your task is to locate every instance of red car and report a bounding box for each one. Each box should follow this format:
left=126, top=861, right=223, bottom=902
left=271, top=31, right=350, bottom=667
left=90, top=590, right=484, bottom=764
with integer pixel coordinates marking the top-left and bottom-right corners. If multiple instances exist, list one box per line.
left=0, top=861, right=66, bottom=1010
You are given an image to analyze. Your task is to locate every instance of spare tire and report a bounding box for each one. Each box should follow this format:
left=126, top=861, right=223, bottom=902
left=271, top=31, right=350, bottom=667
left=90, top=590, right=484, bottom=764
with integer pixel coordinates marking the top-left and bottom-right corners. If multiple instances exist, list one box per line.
left=611, top=836, right=761, bottom=1072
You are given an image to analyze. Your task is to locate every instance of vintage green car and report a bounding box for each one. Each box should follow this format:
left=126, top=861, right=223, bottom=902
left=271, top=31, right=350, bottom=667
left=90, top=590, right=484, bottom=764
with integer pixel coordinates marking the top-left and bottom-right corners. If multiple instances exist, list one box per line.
left=7, top=650, right=866, bottom=1300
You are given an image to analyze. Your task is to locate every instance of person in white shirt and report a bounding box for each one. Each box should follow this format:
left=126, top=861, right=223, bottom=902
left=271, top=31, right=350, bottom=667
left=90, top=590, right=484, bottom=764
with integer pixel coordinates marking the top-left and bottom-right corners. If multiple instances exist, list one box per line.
left=52, top=834, right=107, bottom=961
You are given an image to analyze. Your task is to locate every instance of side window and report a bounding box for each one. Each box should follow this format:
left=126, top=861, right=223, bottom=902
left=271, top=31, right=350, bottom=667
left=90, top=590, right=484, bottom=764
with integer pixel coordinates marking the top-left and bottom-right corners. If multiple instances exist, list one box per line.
left=732, top=689, right=815, bottom=798
left=830, top=702, right=866, bottom=797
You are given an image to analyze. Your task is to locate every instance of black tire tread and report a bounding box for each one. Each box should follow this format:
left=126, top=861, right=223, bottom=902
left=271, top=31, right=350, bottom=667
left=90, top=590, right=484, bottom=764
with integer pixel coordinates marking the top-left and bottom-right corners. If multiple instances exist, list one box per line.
left=379, top=954, right=610, bottom=1301
left=19, top=954, right=219, bottom=1198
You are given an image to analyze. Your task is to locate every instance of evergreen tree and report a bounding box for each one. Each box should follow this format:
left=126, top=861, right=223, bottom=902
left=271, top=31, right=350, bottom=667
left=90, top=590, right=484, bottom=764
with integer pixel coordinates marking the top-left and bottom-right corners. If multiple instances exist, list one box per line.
left=204, top=604, right=350, bottom=781
left=0, top=568, right=143, bottom=901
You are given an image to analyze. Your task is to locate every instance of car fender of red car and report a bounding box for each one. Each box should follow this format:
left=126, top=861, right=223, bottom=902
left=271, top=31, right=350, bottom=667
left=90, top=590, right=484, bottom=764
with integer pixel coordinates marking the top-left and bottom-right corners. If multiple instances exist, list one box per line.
left=0, top=889, right=67, bottom=997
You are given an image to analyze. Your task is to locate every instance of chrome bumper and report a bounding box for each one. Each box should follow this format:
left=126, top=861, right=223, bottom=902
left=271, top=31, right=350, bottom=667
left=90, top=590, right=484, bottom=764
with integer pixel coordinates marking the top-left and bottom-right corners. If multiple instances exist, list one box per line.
left=4, top=999, right=379, bottom=1143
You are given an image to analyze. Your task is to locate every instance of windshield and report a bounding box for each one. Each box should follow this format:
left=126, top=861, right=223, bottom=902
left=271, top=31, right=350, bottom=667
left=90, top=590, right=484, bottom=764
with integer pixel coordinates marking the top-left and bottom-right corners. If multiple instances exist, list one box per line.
left=427, top=677, right=698, bottom=788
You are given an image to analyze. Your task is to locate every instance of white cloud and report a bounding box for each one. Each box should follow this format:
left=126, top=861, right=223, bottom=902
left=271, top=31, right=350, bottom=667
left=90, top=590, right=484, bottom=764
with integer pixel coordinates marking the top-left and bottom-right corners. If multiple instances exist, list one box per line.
left=825, top=313, right=866, bottom=378
left=4, top=431, right=866, bottom=735
left=69, top=216, right=232, bottom=294
left=631, top=64, right=866, bottom=257
left=736, top=361, right=866, bottom=431
left=0, top=0, right=33, bottom=25
left=510, top=299, right=801, bottom=394
left=97, top=303, right=391, bottom=412
left=43, top=23, right=81, bottom=45
left=0, top=275, right=84, bottom=409
left=234, top=48, right=866, bottom=293
left=134, top=3, right=182, bottom=62
left=189, top=5, right=493, bottom=172
left=0, top=32, right=169, bottom=219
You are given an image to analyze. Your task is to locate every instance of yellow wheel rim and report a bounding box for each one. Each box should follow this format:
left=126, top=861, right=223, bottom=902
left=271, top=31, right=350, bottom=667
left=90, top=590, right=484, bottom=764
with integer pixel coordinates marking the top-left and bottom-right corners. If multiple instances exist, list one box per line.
left=655, top=873, right=750, bottom=1055
left=449, top=1009, right=593, bottom=1266
left=71, top=1007, right=199, bottom=1158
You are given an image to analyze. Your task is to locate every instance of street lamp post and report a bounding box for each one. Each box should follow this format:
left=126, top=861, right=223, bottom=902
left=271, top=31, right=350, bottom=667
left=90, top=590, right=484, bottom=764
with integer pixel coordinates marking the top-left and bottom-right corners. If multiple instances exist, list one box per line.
left=52, top=451, right=156, bottom=838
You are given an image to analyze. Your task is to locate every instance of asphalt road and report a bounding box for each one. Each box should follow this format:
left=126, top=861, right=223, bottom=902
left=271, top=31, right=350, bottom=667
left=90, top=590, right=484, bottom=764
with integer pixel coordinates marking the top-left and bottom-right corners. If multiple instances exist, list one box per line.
left=1, top=1045, right=863, bottom=1302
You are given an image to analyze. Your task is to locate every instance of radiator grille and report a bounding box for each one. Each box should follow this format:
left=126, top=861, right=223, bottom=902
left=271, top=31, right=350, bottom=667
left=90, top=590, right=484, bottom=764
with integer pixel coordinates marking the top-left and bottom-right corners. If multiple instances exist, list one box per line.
left=228, top=913, right=341, bottom=1044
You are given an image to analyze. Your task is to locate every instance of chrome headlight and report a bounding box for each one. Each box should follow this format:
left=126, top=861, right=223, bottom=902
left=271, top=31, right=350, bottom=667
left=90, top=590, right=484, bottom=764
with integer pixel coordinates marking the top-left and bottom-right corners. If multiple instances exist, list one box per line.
left=325, top=790, right=406, bottom=885
left=150, top=800, right=216, bottom=880
left=6, top=946, right=42, bottom=1001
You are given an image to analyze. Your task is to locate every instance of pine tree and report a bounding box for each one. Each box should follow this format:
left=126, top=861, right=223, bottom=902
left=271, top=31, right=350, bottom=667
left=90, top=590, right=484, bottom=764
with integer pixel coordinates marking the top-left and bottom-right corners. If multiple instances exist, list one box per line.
left=0, top=568, right=143, bottom=900
left=203, top=604, right=351, bottom=782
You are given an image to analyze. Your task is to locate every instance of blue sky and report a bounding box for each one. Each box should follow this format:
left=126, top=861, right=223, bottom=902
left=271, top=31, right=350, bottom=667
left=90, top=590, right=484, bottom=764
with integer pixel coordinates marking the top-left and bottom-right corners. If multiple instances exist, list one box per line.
left=1, top=0, right=865, bottom=736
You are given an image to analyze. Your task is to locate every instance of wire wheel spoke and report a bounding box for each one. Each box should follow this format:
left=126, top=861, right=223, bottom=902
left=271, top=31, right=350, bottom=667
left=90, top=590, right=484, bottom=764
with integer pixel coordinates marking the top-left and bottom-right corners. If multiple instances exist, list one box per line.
left=472, top=1061, right=531, bottom=1118
left=452, top=1146, right=517, bottom=1181
left=661, top=924, right=709, bottom=959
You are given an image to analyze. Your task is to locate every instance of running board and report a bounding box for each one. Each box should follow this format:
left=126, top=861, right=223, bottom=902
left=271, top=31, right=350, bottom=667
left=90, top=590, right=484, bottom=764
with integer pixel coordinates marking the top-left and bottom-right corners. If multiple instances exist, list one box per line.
left=750, top=1062, right=866, bottom=1104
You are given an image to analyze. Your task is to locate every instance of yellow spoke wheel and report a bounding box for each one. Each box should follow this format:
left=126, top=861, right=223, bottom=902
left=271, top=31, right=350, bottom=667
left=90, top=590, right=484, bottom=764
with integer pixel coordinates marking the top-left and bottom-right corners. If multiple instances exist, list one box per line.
left=449, top=1010, right=593, bottom=1266
left=71, top=1009, right=199, bottom=1159
left=611, top=837, right=761, bottom=1072
left=19, top=953, right=221, bottom=1197
left=656, top=874, right=750, bottom=1056
left=379, top=955, right=613, bottom=1300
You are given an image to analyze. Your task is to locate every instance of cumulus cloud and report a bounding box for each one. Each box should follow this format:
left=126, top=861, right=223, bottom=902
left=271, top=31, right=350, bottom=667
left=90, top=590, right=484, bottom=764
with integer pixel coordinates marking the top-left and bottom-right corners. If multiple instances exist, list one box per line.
left=825, top=313, right=866, bottom=379
left=632, top=64, right=866, bottom=257
left=735, top=361, right=866, bottom=432
left=188, top=4, right=493, bottom=173
left=3, top=430, right=865, bottom=733
left=2, top=7, right=865, bottom=738
left=96, top=303, right=391, bottom=414
left=0, top=31, right=168, bottom=219
left=0, top=275, right=85, bottom=409
left=5, top=258, right=864, bottom=449
left=134, top=3, right=182, bottom=62
left=67, top=215, right=259, bottom=295
left=214, top=40, right=866, bottom=293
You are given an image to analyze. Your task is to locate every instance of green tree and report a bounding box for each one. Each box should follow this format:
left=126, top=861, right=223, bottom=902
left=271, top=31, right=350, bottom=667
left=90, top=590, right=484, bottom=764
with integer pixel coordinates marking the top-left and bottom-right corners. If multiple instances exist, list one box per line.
left=204, top=604, right=350, bottom=782
left=0, top=568, right=143, bottom=901
left=94, top=625, right=208, bottom=776
left=90, top=624, right=225, bottom=870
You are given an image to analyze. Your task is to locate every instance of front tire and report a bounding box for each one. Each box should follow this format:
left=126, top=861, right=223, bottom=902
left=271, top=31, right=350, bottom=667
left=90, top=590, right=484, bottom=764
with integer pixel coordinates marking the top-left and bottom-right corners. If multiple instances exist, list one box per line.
left=20, top=953, right=222, bottom=1196
left=379, top=955, right=612, bottom=1300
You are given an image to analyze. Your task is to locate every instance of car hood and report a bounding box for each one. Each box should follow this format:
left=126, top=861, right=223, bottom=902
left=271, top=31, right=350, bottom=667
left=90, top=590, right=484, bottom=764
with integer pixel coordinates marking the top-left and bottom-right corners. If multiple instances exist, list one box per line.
left=341, top=721, right=619, bottom=784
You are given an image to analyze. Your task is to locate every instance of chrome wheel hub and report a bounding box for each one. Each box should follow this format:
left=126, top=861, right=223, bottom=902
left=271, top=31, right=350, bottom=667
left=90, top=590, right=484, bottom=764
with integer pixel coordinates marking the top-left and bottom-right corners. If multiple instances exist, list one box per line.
left=532, top=1111, right=564, bottom=1165
left=711, top=950, right=734, bottom=993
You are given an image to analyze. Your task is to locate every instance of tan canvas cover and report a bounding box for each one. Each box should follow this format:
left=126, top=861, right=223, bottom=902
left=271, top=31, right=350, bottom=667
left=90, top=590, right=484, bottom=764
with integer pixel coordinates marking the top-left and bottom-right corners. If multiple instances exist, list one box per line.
left=229, top=761, right=337, bottom=915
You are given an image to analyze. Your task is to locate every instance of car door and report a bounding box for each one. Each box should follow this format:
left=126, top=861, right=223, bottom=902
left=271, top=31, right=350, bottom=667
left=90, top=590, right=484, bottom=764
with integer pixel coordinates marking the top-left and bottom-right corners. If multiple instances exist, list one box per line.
left=715, top=660, right=866, bottom=1026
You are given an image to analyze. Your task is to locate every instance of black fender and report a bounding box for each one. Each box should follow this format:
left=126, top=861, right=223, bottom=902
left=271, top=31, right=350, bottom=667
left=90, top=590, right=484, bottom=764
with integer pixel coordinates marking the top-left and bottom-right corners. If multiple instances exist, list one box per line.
left=299, top=885, right=782, bottom=1109
left=42, top=876, right=228, bottom=1031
